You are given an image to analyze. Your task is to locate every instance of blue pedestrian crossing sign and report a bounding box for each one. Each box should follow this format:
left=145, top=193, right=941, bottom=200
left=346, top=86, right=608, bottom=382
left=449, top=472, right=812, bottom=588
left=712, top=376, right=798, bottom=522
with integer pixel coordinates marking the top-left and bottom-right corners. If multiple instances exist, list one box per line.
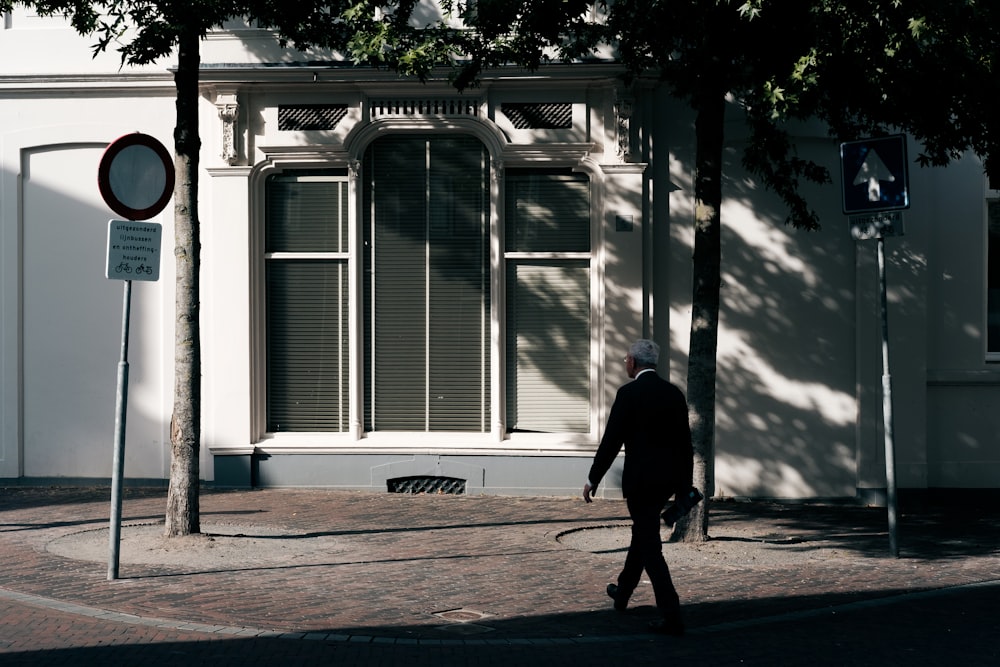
left=840, top=134, right=910, bottom=214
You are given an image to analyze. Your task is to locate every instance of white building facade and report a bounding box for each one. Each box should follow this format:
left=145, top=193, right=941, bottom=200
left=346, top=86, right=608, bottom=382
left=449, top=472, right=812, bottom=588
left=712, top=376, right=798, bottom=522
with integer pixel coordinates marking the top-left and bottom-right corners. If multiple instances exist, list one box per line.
left=2, top=10, right=999, bottom=500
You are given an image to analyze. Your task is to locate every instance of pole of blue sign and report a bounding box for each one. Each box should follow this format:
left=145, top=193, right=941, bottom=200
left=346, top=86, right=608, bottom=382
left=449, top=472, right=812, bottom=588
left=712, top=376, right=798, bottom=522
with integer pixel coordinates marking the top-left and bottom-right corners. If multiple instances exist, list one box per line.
left=108, top=278, right=132, bottom=580
left=876, top=236, right=900, bottom=558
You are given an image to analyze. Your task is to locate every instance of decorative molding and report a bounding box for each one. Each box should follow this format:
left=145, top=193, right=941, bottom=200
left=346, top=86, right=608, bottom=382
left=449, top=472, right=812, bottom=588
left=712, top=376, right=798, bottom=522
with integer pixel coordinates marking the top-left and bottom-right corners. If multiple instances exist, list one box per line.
left=258, top=144, right=352, bottom=164
left=368, top=97, right=482, bottom=119
left=614, top=94, right=633, bottom=162
left=500, top=143, right=599, bottom=167
left=599, top=162, right=648, bottom=175
left=343, top=116, right=507, bottom=162
left=215, top=91, right=240, bottom=165
left=206, top=167, right=254, bottom=178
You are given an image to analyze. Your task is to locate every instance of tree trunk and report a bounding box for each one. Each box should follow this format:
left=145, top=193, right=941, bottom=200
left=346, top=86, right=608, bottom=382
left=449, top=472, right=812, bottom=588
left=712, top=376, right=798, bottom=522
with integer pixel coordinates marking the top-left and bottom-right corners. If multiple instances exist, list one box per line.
left=165, top=28, right=202, bottom=537
left=674, top=91, right=726, bottom=543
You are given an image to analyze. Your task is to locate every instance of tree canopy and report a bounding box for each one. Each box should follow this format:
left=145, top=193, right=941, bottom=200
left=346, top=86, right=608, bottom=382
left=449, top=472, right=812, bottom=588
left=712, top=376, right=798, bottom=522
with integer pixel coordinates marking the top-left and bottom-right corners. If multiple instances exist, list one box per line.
left=339, top=0, right=1000, bottom=219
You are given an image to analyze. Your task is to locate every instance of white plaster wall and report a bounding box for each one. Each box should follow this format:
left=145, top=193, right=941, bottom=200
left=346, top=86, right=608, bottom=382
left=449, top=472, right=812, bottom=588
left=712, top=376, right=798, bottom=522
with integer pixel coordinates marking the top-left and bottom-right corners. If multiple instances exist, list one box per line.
left=1, top=9, right=165, bottom=75
left=1, top=99, right=175, bottom=480
left=661, top=104, right=861, bottom=498
left=922, top=153, right=1000, bottom=487
left=717, top=135, right=860, bottom=498
left=201, top=165, right=253, bottom=460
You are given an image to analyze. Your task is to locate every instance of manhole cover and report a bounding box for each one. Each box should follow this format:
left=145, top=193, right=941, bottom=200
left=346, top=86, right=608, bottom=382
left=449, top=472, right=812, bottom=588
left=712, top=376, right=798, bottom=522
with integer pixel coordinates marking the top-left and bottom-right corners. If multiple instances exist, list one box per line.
left=435, top=609, right=485, bottom=622
left=435, top=623, right=495, bottom=635
left=431, top=608, right=495, bottom=634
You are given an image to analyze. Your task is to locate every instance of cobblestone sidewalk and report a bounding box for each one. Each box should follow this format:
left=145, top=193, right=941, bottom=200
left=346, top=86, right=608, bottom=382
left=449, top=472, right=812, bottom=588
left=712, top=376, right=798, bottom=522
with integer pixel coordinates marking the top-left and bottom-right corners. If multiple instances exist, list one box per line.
left=2, top=487, right=998, bottom=665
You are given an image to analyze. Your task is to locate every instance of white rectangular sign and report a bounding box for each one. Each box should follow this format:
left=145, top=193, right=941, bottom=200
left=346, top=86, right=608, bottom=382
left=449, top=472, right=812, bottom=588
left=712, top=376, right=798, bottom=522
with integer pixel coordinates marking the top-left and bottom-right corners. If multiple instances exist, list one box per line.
left=849, top=211, right=904, bottom=240
left=106, top=220, right=162, bottom=281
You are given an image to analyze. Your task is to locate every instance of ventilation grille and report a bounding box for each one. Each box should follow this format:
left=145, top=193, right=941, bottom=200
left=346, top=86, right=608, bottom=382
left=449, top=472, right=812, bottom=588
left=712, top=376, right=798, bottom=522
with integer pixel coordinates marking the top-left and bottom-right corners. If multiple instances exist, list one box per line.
left=278, top=104, right=349, bottom=131
left=387, top=476, right=467, bottom=495
left=370, top=98, right=481, bottom=118
left=500, top=102, right=573, bottom=129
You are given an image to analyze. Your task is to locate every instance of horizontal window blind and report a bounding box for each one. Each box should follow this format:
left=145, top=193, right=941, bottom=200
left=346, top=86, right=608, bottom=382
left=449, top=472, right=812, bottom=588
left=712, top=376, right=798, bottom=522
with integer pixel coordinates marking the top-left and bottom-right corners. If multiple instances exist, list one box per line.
left=267, top=261, right=348, bottom=431
left=368, top=137, right=427, bottom=430
left=364, top=135, right=490, bottom=431
left=506, top=261, right=590, bottom=431
left=428, top=138, right=490, bottom=431
left=505, top=171, right=591, bottom=433
left=266, top=175, right=349, bottom=432
left=266, top=176, right=347, bottom=253
left=505, top=173, right=590, bottom=253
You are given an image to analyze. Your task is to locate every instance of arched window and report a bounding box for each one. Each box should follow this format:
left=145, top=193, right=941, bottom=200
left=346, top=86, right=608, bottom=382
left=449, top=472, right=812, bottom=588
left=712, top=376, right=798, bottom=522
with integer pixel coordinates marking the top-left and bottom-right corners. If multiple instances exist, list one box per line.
left=363, top=135, right=491, bottom=431
left=262, top=135, right=594, bottom=438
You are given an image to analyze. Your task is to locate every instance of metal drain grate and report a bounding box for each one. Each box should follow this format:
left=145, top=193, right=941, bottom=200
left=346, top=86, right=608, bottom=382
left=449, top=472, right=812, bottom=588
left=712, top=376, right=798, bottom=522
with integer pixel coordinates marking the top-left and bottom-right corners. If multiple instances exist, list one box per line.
left=500, top=102, right=573, bottom=129
left=387, top=476, right=466, bottom=495
left=278, top=104, right=349, bottom=131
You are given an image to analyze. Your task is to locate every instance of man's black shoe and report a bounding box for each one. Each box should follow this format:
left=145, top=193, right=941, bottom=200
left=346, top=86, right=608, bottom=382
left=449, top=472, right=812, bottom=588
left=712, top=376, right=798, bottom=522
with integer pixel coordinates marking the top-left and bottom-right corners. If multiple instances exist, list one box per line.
left=606, top=583, right=628, bottom=612
left=648, top=613, right=685, bottom=636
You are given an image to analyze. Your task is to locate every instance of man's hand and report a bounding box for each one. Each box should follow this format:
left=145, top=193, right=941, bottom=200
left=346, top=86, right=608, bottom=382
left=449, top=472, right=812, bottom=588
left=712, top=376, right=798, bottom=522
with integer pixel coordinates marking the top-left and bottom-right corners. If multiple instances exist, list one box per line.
left=582, top=482, right=594, bottom=503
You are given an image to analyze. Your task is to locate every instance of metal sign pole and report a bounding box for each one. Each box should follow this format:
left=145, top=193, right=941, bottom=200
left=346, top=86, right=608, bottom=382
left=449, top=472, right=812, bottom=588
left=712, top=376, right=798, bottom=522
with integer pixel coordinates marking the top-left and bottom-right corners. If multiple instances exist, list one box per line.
left=841, top=134, right=908, bottom=558
left=108, top=278, right=132, bottom=581
left=876, top=236, right=899, bottom=558
left=99, top=132, right=172, bottom=581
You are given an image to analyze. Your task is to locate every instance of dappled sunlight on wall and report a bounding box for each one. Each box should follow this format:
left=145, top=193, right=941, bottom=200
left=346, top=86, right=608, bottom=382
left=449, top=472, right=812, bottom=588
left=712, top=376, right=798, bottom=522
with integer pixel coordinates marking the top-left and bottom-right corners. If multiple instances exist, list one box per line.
left=715, top=330, right=856, bottom=497
left=718, top=332, right=856, bottom=426
left=668, top=305, right=692, bottom=377
left=725, top=201, right=822, bottom=290
left=711, top=167, right=858, bottom=497
left=716, top=455, right=813, bottom=498
left=716, top=434, right=856, bottom=498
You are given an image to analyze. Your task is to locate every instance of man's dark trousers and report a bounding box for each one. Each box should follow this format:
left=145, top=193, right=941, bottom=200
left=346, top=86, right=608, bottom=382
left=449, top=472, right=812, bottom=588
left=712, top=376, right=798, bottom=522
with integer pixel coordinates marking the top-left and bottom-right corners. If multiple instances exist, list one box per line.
left=618, top=491, right=680, bottom=614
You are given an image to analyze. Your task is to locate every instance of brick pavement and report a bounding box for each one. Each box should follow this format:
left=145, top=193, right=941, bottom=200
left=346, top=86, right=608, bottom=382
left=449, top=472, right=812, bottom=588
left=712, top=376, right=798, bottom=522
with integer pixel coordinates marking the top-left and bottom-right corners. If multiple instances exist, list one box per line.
left=1, top=487, right=999, bottom=665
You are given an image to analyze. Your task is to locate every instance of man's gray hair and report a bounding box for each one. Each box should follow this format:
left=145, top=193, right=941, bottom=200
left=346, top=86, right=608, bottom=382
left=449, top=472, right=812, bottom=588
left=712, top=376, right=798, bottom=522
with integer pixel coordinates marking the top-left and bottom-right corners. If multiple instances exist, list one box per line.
left=630, top=339, right=659, bottom=368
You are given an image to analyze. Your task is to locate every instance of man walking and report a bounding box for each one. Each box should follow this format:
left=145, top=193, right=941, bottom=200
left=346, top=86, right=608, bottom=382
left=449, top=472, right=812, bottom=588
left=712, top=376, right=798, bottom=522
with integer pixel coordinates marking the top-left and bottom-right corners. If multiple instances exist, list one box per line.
left=583, top=339, right=694, bottom=635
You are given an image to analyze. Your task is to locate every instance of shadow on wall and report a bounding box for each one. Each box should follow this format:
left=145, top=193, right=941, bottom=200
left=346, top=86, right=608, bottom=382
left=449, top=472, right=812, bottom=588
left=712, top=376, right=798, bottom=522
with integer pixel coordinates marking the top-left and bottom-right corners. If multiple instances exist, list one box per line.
left=662, top=117, right=963, bottom=498
left=9, top=144, right=167, bottom=480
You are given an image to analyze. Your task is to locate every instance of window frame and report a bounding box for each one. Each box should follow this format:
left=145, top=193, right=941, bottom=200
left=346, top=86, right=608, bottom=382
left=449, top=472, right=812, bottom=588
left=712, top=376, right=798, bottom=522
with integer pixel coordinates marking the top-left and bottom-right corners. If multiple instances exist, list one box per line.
left=251, top=137, right=603, bottom=452
left=264, top=172, right=352, bottom=432
left=503, top=169, right=594, bottom=434
left=362, top=134, right=493, bottom=433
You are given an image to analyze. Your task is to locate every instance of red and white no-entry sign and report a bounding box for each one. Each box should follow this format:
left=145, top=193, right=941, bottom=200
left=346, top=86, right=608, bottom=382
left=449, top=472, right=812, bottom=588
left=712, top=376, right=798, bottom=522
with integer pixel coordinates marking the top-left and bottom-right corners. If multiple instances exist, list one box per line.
left=98, top=132, right=174, bottom=221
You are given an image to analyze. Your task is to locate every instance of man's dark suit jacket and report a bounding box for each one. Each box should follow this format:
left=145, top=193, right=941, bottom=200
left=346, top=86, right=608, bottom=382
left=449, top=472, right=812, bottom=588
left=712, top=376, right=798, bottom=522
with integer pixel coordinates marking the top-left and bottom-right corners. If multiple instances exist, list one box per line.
left=588, top=370, right=693, bottom=499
